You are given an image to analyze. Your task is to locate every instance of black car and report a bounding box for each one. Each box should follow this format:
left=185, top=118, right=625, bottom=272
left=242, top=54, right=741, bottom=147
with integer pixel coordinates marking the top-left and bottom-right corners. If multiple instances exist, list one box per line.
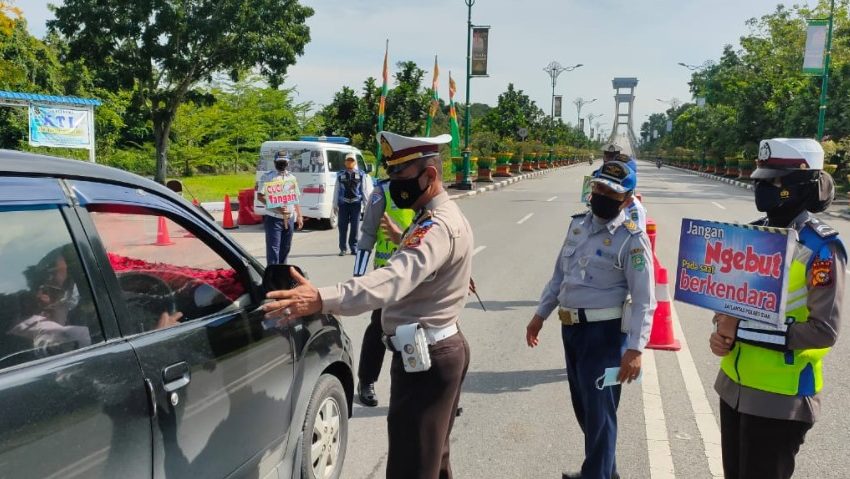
left=0, top=151, right=353, bottom=479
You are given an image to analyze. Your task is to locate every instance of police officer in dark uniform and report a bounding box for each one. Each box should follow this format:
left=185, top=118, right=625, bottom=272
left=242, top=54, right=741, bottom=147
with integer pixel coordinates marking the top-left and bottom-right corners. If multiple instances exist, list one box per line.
left=265, top=131, right=473, bottom=479
left=527, top=161, right=656, bottom=479
left=711, top=138, right=845, bottom=479
left=333, top=152, right=367, bottom=256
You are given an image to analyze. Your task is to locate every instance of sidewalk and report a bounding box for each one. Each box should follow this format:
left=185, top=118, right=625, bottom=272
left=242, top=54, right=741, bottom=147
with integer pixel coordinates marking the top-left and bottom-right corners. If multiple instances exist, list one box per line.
left=664, top=164, right=850, bottom=221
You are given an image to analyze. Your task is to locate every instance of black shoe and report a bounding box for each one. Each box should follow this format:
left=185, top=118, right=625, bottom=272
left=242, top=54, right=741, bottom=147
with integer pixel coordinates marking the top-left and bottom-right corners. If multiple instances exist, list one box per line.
left=350, top=250, right=356, bottom=255
left=358, top=382, right=378, bottom=407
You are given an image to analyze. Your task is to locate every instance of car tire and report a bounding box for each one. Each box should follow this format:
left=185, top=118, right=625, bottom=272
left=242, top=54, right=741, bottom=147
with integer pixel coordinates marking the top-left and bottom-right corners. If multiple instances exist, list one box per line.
left=319, top=209, right=338, bottom=230
left=301, top=374, right=348, bottom=479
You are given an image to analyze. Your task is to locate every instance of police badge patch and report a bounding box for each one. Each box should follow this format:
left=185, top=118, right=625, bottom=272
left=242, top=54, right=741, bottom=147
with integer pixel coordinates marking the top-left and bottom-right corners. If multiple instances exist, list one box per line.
left=403, top=221, right=434, bottom=249
left=811, top=258, right=833, bottom=287
left=631, top=252, right=646, bottom=272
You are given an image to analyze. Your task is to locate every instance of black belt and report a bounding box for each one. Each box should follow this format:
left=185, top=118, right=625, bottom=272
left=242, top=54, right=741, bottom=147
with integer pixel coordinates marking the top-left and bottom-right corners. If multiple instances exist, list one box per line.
left=381, top=334, right=399, bottom=353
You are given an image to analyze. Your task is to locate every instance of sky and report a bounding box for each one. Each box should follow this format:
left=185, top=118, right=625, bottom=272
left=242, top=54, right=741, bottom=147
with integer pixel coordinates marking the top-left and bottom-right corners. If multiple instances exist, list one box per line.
left=18, top=0, right=802, bottom=138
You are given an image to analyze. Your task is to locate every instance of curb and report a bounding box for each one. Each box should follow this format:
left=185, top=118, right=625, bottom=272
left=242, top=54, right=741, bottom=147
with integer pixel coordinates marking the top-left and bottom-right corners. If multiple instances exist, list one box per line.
left=448, top=166, right=572, bottom=201
left=667, top=164, right=850, bottom=222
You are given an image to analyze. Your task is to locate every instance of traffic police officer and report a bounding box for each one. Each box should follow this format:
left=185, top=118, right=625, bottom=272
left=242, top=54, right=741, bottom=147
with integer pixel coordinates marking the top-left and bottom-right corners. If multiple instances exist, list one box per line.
left=711, top=138, right=845, bottom=479
left=333, top=152, right=367, bottom=256
left=264, top=131, right=473, bottom=479
left=527, top=160, right=656, bottom=479
left=351, top=178, right=415, bottom=407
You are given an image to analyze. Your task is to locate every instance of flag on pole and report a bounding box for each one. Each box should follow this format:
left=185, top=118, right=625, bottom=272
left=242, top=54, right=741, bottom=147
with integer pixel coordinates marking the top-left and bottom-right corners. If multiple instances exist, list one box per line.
left=376, top=40, right=389, bottom=165
left=425, top=55, right=440, bottom=136
left=448, top=72, right=461, bottom=157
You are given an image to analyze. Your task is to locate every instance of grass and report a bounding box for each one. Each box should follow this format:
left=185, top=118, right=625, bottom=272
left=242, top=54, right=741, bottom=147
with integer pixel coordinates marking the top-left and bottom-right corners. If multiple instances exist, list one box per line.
left=175, top=173, right=257, bottom=202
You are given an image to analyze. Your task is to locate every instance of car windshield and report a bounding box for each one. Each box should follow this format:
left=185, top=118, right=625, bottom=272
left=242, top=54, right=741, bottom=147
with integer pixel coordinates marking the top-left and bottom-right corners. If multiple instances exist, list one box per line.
left=260, top=147, right=325, bottom=173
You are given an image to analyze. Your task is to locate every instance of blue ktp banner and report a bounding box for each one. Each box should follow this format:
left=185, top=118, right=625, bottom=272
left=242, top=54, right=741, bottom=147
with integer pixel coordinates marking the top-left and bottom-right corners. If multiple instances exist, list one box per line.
left=29, top=104, right=92, bottom=149
left=674, top=218, right=796, bottom=327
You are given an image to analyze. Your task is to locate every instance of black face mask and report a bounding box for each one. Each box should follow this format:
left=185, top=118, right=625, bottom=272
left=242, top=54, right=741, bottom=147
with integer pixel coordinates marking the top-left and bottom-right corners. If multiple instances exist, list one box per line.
left=389, top=169, right=428, bottom=209
left=589, top=193, right=623, bottom=220
left=754, top=180, right=809, bottom=227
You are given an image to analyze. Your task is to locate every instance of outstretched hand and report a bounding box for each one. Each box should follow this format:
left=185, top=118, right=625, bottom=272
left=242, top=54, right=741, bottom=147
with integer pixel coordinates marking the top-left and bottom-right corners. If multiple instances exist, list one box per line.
left=381, top=213, right=403, bottom=245
left=263, top=267, right=322, bottom=324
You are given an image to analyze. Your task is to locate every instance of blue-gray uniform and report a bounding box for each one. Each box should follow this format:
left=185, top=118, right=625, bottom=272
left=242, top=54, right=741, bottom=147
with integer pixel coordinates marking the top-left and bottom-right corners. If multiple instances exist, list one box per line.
left=537, top=209, right=656, bottom=479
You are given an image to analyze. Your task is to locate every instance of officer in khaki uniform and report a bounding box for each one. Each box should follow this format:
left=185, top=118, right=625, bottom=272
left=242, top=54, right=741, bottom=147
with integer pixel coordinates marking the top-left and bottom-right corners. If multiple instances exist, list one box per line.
left=351, top=179, right=415, bottom=407
left=264, top=131, right=473, bottom=479
left=527, top=161, right=656, bottom=479
left=711, top=138, right=845, bottom=479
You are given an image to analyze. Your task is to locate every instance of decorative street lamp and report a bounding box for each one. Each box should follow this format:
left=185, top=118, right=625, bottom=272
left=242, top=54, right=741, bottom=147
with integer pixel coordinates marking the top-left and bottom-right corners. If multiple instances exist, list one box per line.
left=656, top=97, right=681, bottom=110
left=574, top=97, right=597, bottom=131
left=459, top=0, right=477, bottom=191
left=586, top=112, right=603, bottom=139
left=543, top=61, right=582, bottom=119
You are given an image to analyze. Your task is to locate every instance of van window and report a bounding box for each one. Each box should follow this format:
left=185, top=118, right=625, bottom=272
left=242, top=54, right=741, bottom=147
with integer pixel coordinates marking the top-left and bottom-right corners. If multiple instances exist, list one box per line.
left=260, top=147, right=326, bottom=173
left=0, top=208, right=102, bottom=371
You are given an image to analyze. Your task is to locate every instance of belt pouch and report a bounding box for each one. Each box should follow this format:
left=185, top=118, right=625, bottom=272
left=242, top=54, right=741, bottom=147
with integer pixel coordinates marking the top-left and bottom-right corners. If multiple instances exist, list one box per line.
left=395, top=323, right=432, bottom=373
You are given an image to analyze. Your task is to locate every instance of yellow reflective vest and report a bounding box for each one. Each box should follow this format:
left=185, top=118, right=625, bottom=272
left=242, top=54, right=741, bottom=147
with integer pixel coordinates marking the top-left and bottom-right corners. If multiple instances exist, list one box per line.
left=374, top=188, right=415, bottom=269
left=720, top=224, right=840, bottom=396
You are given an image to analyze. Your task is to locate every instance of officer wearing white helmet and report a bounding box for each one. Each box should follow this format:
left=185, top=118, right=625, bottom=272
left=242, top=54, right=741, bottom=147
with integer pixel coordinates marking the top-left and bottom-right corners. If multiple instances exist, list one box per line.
left=710, top=138, right=845, bottom=479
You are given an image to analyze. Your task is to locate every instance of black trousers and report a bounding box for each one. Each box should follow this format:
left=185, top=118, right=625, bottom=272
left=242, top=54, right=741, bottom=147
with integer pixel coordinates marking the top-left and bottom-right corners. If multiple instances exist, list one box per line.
left=720, top=399, right=812, bottom=479
left=358, top=309, right=385, bottom=384
left=386, top=332, right=469, bottom=479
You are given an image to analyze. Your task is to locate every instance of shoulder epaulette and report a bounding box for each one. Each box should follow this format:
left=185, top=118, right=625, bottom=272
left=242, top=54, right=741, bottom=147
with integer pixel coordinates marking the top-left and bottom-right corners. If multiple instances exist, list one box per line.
left=806, top=217, right=839, bottom=238
left=571, top=210, right=590, bottom=219
left=623, top=219, right=640, bottom=234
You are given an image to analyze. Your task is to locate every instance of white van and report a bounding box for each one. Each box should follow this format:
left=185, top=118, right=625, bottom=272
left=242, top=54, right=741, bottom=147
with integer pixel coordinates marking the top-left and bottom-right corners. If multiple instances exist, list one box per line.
left=254, top=138, right=374, bottom=229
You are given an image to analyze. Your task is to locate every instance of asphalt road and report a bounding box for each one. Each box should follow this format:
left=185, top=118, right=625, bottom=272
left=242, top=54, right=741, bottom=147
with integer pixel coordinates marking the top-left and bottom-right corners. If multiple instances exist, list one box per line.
left=227, top=162, right=850, bottom=478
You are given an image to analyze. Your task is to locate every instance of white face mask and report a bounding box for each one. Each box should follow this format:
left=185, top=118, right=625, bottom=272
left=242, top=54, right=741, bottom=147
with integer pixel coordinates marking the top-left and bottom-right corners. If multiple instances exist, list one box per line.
left=595, top=367, right=642, bottom=390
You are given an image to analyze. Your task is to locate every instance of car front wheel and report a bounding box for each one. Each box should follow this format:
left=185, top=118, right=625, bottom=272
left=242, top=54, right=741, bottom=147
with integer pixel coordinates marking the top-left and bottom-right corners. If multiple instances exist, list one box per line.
left=301, top=374, right=348, bottom=479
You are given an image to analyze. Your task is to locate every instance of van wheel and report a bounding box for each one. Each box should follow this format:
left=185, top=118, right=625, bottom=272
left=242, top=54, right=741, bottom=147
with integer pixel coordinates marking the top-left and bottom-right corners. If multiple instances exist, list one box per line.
left=301, top=375, right=348, bottom=479
left=319, top=209, right=338, bottom=230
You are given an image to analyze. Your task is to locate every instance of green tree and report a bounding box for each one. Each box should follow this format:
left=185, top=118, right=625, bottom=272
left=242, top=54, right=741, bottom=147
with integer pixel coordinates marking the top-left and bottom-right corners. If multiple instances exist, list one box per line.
left=480, top=83, right=543, bottom=139
left=49, top=0, right=314, bottom=183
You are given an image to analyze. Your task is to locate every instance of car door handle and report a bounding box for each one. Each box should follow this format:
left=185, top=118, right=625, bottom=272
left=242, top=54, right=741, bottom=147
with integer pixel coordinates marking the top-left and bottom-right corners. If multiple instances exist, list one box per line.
left=162, top=361, right=190, bottom=392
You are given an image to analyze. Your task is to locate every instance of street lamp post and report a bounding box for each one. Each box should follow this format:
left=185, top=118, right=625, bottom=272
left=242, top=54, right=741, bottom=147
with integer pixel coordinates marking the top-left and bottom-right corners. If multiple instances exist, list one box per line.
left=457, top=0, right=477, bottom=190
left=574, top=97, right=596, bottom=131
left=586, top=112, right=603, bottom=139
left=543, top=61, right=582, bottom=118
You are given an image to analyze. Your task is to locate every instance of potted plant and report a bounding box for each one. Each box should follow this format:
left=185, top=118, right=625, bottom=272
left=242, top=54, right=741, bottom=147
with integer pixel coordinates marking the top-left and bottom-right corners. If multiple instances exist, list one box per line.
left=523, top=141, right=540, bottom=172
left=472, top=131, right=498, bottom=183
left=511, top=142, right=525, bottom=174
left=494, top=138, right=514, bottom=177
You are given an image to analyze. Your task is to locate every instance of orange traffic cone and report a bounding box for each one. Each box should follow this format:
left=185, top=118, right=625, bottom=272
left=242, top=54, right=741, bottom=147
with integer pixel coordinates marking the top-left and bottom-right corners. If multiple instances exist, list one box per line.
left=154, top=216, right=175, bottom=246
left=222, top=195, right=238, bottom=230
left=647, top=267, right=681, bottom=351
left=645, top=219, right=662, bottom=279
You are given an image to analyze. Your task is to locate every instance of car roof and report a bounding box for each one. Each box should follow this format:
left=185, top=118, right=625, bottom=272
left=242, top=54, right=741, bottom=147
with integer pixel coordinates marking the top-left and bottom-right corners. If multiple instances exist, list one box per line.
left=1, top=149, right=180, bottom=199
left=259, top=141, right=361, bottom=151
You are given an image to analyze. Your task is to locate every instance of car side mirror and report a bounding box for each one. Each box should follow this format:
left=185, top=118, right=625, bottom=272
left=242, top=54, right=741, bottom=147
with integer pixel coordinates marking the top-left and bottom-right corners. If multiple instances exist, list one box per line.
left=262, top=264, right=307, bottom=294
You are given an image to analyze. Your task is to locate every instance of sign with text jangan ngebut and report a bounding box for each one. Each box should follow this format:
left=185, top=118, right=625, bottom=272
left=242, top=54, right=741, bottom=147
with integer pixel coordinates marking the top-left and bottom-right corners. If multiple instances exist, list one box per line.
left=674, top=219, right=796, bottom=327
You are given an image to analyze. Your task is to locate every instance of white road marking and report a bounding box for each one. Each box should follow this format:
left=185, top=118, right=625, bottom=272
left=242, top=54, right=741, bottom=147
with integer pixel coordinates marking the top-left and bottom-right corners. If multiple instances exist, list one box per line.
left=711, top=202, right=727, bottom=210
left=547, top=196, right=558, bottom=202
left=642, top=349, right=676, bottom=479
left=473, top=245, right=487, bottom=256
left=670, top=305, right=725, bottom=478
left=517, top=213, right=534, bottom=224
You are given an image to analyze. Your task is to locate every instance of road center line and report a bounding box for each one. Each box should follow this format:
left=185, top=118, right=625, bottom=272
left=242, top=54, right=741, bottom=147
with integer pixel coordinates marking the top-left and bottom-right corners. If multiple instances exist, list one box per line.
left=473, top=245, right=487, bottom=256
left=641, top=349, right=675, bottom=479
left=517, top=213, right=534, bottom=225
left=670, top=305, right=725, bottom=478
left=711, top=202, right=727, bottom=210
left=547, top=196, right=558, bottom=202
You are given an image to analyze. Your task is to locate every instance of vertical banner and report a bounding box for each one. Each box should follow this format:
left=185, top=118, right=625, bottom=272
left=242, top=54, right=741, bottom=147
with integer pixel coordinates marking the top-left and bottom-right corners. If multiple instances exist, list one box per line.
left=29, top=104, right=92, bottom=149
left=376, top=40, right=389, bottom=166
left=579, top=118, right=585, bottom=131
left=425, top=55, right=439, bottom=136
left=590, top=128, right=595, bottom=138
left=803, top=19, right=829, bottom=74
left=674, top=219, right=795, bottom=327
left=696, top=97, right=706, bottom=108
left=553, top=95, right=563, bottom=117
left=471, top=27, right=490, bottom=76
left=666, top=120, right=673, bottom=133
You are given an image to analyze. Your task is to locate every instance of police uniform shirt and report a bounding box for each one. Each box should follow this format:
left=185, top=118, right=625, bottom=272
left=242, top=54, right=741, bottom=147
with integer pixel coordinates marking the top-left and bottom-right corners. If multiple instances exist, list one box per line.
left=356, top=182, right=388, bottom=253
left=536, top=210, right=656, bottom=351
left=714, top=211, right=846, bottom=423
left=259, top=170, right=300, bottom=220
left=319, top=191, right=473, bottom=334
left=626, top=197, right=647, bottom=231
